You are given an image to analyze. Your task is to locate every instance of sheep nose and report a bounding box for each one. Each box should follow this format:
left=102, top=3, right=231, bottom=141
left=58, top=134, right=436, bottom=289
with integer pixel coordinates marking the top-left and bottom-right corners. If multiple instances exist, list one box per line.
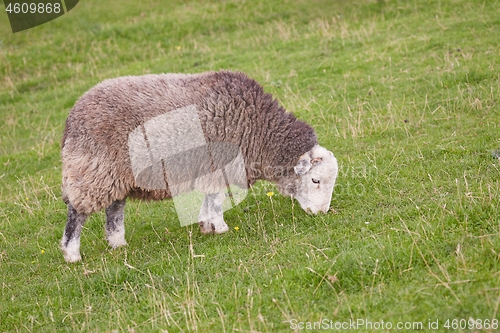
left=320, top=204, right=330, bottom=214
left=304, top=205, right=329, bottom=215
left=306, top=207, right=325, bottom=215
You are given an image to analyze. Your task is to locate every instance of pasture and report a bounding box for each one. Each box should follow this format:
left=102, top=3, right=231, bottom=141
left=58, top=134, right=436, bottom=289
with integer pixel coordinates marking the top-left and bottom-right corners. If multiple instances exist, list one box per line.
left=1, top=0, right=499, bottom=331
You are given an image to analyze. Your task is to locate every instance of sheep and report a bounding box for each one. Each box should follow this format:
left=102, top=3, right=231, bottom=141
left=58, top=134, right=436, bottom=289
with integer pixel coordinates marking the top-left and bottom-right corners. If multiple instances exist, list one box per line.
left=61, top=70, right=338, bottom=262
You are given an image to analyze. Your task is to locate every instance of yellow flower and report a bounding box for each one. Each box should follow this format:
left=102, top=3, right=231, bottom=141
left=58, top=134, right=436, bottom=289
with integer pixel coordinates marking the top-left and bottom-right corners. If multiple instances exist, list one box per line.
left=176, top=46, right=181, bottom=50
left=41, top=250, right=45, bottom=254
left=234, top=226, right=239, bottom=231
left=266, top=191, right=274, bottom=197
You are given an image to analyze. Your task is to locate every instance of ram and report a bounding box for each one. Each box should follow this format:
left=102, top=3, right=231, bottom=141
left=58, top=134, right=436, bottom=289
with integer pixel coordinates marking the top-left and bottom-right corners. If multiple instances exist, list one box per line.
left=61, top=70, right=338, bottom=262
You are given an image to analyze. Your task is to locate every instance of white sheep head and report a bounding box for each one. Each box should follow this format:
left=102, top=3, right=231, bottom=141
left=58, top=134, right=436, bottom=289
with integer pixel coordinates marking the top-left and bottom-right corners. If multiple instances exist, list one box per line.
left=278, top=145, right=338, bottom=214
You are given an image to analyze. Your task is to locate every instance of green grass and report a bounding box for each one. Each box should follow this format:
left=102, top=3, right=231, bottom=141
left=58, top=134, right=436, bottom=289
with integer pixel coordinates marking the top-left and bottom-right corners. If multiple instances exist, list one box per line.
left=1, top=0, right=500, bottom=331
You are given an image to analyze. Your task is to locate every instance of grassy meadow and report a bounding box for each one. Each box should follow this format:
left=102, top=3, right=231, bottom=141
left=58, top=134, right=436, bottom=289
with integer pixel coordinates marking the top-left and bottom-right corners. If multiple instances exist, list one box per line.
left=1, top=0, right=500, bottom=331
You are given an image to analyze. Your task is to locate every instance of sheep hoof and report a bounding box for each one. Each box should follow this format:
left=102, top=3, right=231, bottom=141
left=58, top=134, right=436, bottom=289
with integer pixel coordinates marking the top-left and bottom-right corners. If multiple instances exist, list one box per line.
left=199, top=218, right=229, bottom=235
left=106, top=229, right=127, bottom=249
left=61, top=237, right=82, bottom=262
left=62, top=248, right=82, bottom=263
left=108, top=237, right=128, bottom=249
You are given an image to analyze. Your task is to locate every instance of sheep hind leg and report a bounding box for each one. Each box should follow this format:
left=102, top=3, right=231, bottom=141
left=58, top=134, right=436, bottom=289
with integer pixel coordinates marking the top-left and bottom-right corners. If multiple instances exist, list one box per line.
left=198, top=192, right=229, bottom=234
left=61, top=204, right=88, bottom=263
left=105, top=199, right=128, bottom=249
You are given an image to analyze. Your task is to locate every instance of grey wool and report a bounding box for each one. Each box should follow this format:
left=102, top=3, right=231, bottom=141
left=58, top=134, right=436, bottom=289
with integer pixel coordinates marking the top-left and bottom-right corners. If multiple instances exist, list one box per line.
left=62, top=70, right=318, bottom=216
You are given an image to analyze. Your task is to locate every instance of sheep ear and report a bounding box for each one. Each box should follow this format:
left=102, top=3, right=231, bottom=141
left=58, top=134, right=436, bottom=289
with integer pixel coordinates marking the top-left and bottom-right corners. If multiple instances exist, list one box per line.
left=294, top=152, right=312, bottom=175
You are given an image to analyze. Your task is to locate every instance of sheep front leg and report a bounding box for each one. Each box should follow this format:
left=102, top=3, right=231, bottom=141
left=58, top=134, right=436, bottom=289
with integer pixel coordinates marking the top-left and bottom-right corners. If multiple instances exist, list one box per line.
left=61, top=204, right=88, bottom=263
left=105, top=199, right=127, bottom=248
left=198, top=192, right=229, bottom=234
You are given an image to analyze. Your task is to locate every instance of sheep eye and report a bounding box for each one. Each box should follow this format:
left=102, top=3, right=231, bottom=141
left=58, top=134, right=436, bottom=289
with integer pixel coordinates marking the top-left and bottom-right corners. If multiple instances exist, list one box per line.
left=312, top=178, right=320, bottom=184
